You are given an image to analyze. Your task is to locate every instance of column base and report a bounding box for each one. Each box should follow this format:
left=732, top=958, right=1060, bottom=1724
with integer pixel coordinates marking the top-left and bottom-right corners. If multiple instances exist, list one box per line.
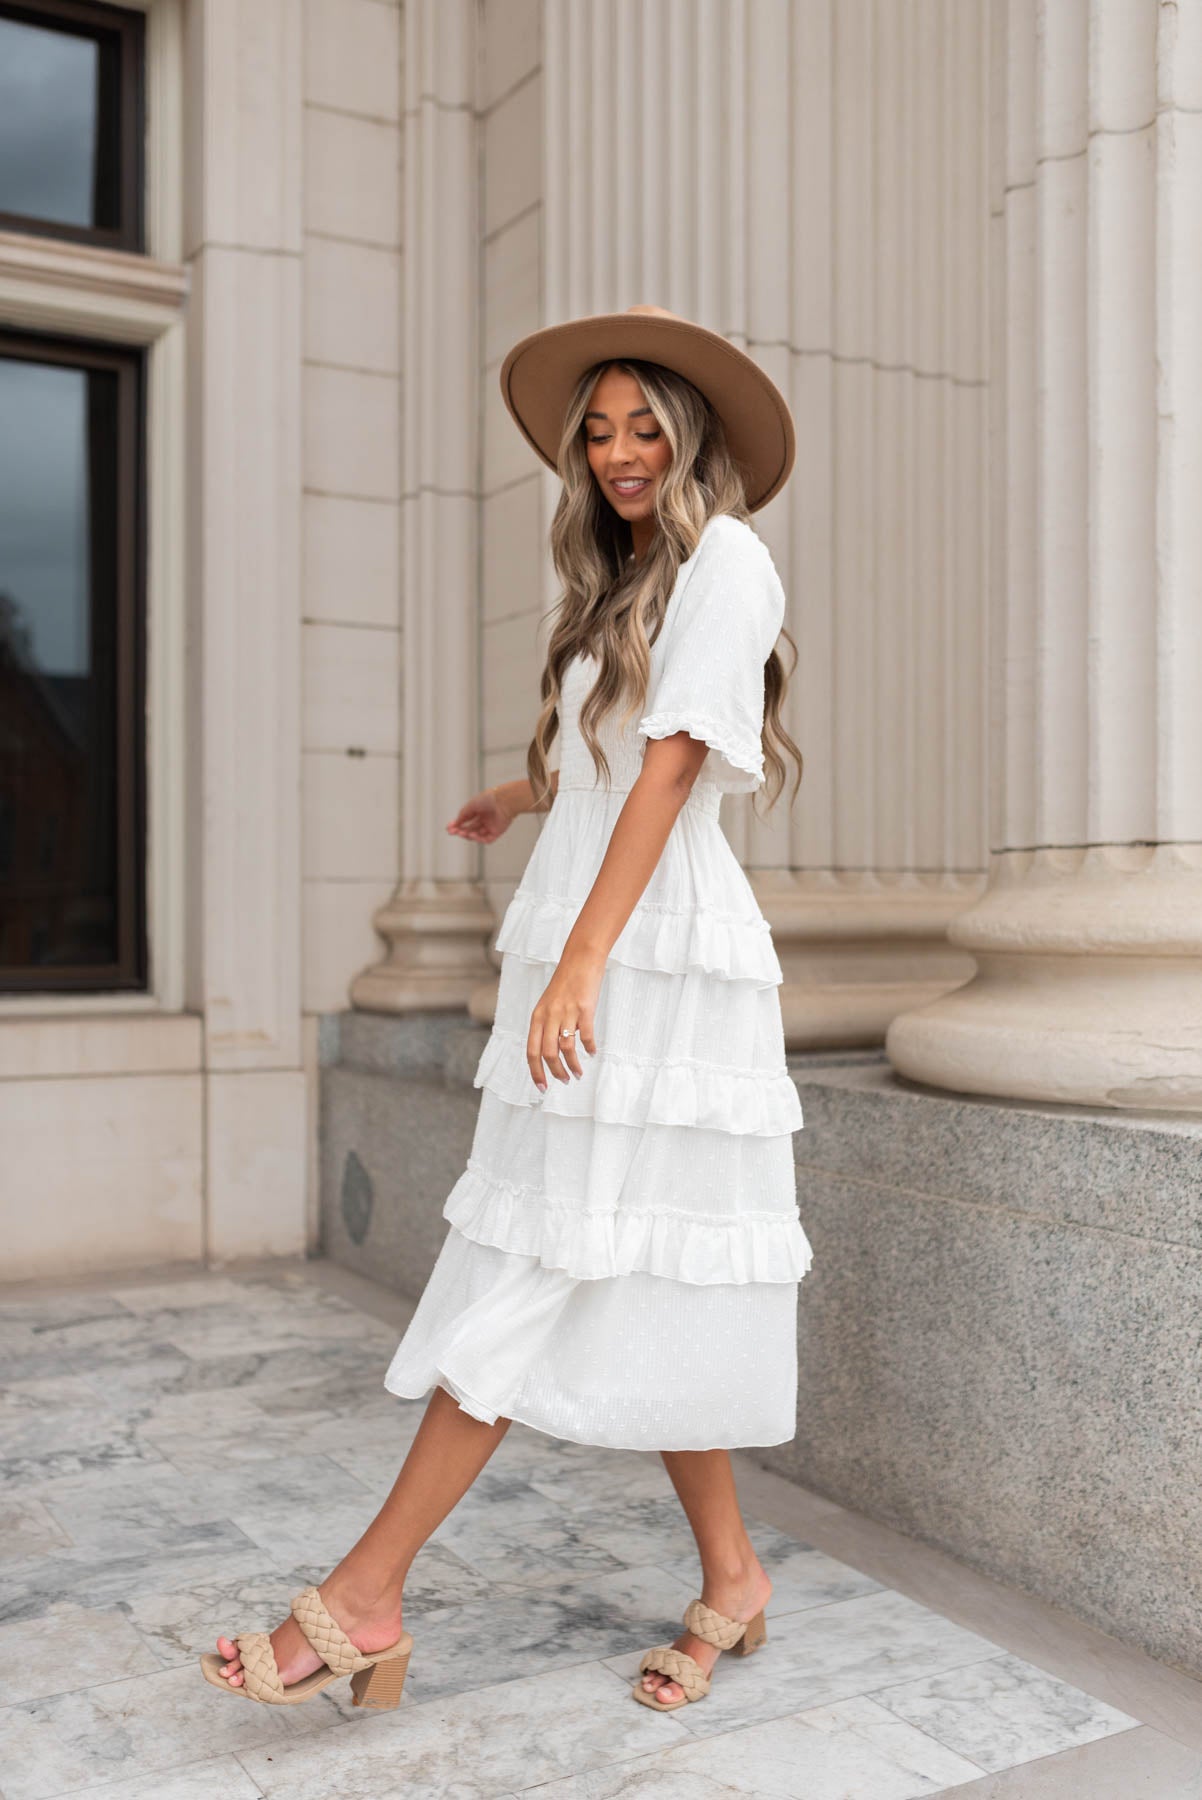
left=886, top=846, right=1202, bottom=1110
left=754, top=868, right=984, bottom=1052
left=350, top=878, right=497, bottom=1014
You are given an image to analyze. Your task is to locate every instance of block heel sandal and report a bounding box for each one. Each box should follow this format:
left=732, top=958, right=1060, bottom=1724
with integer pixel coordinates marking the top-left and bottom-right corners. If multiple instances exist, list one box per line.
left=632, top=1597, right=768, bottom=1711
left=199, top=1584, right=414, bottom=1711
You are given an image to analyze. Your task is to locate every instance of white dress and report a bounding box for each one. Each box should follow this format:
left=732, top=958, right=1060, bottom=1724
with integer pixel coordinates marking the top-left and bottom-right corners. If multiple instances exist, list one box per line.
left=384, top=512, right=812, bottom=1450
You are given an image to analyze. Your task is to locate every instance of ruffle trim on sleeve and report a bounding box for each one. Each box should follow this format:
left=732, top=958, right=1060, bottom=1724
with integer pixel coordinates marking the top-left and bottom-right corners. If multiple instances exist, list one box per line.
left=494, top=888, right=783, bottom=989
left=474, top=1029, right=804, bottom=1137
left=637, top=711, right=765, bottom=794
left=443, top=1158, right=813, bottom=1284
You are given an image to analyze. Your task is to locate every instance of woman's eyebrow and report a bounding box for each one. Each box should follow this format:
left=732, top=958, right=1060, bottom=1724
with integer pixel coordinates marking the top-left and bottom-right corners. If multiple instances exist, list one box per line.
left=584, top=406, right=654, bottom=421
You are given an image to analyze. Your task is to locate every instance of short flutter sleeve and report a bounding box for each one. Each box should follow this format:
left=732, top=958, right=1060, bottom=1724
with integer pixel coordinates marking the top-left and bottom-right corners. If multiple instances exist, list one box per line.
left=636, top=516, right=786, bottom=793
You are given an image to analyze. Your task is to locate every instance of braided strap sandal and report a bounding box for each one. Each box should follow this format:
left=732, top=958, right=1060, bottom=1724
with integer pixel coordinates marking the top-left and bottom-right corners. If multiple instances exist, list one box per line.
left=198, top=1584, right=414, bottom=1710
left=632, top=1597, right=768, bottom=1711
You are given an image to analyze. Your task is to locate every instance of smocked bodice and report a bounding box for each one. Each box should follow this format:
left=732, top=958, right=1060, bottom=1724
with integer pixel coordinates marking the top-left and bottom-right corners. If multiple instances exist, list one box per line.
left=556, top=651, right=722, bottom=819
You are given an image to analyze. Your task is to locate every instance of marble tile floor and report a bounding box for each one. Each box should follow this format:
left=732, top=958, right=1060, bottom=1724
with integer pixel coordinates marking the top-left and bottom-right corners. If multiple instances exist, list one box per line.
left=0, top=1257, right=1198, bottom=1800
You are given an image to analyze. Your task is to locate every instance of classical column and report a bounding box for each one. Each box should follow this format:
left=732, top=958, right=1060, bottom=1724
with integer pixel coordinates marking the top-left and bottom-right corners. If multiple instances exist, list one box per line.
left=351, top=0, right=496, bottom=1012
left=888, top=0, right=1202, bottom=1108
left=536, top=0, right=991, bottom=1051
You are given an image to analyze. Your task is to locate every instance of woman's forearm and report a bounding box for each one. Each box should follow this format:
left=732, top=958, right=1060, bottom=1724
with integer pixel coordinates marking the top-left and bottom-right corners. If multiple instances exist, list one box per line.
left=561, top=768, right=691, bottom=963
left=493, top=769, right=559, bottom=817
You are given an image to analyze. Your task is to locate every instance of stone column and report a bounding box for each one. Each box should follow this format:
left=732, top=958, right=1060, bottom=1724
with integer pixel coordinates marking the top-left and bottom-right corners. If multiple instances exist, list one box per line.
left=887, top=0, right=1202, bottom=1108
left=350, top=0, right=496, bottom=1012
left=537, top=0, right=991, bottom=1052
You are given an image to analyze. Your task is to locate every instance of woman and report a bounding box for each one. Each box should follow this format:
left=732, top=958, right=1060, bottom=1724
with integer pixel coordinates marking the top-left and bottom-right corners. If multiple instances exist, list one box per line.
left=201, top=303, right=811, bottom=1716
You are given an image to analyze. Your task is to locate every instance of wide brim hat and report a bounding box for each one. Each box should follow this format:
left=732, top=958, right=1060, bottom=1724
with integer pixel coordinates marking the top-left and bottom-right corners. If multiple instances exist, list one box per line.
left=499, top=304, right=795, bottom=513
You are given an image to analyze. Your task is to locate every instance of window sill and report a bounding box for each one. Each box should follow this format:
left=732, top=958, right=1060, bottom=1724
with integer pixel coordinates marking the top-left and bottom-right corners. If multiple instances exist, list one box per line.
left=0, top=229, right=189, bottom=344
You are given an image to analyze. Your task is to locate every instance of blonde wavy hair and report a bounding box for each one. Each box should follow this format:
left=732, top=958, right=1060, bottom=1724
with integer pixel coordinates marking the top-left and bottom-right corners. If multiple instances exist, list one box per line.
left=524, top=357, right=803, bottom=819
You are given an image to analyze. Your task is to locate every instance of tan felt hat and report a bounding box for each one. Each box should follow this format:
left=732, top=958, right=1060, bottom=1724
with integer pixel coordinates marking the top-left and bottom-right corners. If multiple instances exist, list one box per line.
left=499, top=303, right=795, bottom=513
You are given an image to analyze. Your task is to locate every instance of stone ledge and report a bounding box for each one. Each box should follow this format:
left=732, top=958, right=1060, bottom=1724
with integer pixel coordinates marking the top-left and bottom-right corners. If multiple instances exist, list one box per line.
left=319, top=1008, right=489, bottom=1085
left=762, top=1068, right=1202, bottom=1678
left=791, top=1058, right=1202, bottom=1248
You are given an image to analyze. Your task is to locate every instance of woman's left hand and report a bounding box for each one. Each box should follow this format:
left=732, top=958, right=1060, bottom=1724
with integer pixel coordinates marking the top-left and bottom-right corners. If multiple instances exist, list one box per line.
left=527, top=946, right=604, bottom=1090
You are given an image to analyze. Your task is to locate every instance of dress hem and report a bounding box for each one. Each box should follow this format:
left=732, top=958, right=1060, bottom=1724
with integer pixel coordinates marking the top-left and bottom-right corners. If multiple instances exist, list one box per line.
left=382, top=1370, right=799, bottom=1453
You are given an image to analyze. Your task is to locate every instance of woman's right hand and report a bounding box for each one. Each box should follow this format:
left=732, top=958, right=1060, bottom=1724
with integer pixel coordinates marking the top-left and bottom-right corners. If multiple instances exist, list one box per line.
left=446, top=786, right=514, bottom=844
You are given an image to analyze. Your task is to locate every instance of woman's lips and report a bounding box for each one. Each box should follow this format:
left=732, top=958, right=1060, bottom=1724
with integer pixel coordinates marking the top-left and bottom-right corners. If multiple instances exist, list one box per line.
left=612, top=479, right=649, bottom=495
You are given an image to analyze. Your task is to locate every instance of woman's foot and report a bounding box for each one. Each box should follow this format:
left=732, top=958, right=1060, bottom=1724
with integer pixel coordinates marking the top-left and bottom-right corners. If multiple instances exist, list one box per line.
left=213, top=1573, right=404, bottom=1690
left=639, top=1558, right=773, bottom=1706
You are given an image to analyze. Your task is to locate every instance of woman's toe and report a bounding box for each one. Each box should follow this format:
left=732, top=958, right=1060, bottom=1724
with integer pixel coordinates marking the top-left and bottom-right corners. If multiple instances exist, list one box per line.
left=659, top=1680, right=681, bottom=1703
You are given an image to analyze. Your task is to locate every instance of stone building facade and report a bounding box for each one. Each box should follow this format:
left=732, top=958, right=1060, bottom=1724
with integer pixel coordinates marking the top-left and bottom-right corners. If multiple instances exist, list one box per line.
left=1, top=0, right=1199, bottom=1676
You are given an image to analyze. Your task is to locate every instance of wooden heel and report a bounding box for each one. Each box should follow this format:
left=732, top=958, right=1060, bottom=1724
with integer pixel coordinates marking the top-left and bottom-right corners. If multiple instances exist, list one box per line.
left=730, top=1608, right=767, bottom=1656
left=350, top=1646, right=412, bottom=1710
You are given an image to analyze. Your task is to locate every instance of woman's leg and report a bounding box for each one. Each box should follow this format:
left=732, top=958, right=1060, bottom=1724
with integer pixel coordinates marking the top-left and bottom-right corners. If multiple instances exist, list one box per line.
left=214, top=1384, right=512, bottom=1687
left=638, top=1447, right=773, bottom=1705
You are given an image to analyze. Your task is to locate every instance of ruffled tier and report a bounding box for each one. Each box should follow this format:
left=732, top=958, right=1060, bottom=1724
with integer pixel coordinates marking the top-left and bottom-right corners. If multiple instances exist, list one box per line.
left=474, top=1027, right=804, bottom=1137
left=494, top=885, right=782, bottom=988
left=443, top=1157, right=812, bottom=1284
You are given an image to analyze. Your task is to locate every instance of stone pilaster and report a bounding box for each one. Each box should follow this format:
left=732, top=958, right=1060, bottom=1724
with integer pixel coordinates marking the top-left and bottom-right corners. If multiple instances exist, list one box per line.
left=184, top=0, right=308, bottom=1258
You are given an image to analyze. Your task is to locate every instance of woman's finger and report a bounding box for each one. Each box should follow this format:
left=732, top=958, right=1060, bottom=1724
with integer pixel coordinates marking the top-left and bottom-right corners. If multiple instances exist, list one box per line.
left=527, top=1012, right=548, bottom=1090
left=540, top=1022, right=571, bottom=1083
left=556, top=1024, right=584, bottom=1079
left=576, top=1007, right=597, bottom=1056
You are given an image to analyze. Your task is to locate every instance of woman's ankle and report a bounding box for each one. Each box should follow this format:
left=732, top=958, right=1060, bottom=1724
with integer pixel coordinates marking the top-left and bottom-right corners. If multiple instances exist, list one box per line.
left=322, top=1561, right=408, bottom=1618
left=699, top=1546, right=764, bottom=1589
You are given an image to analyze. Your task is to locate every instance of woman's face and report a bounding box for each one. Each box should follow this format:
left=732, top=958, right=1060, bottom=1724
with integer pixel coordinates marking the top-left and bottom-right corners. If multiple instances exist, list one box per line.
left=583, top=367, right=672, bottom=528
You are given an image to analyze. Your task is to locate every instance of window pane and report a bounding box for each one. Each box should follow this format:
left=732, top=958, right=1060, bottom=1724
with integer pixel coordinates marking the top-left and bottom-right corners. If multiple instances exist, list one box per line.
left=0, top=8, right=123, bottom=234
left=0, top=347, right=129, bottom=977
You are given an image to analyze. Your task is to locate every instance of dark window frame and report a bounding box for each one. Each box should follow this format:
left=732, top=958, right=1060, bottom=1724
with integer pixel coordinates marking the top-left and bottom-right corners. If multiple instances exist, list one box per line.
left=0, top=324, right=147, bottom=993
left=0, top=0, right=145, bottom=253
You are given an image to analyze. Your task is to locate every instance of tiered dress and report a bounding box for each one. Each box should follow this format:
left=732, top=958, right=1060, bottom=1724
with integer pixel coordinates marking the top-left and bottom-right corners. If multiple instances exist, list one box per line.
left=383, top=512, right=812, bottom=1449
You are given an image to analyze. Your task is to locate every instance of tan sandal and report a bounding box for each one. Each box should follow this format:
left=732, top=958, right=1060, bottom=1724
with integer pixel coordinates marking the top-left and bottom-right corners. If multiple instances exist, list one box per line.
left=631, top=1597, right=768, bottom=1711
left=198, top=1584, right=414, bottom=1711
